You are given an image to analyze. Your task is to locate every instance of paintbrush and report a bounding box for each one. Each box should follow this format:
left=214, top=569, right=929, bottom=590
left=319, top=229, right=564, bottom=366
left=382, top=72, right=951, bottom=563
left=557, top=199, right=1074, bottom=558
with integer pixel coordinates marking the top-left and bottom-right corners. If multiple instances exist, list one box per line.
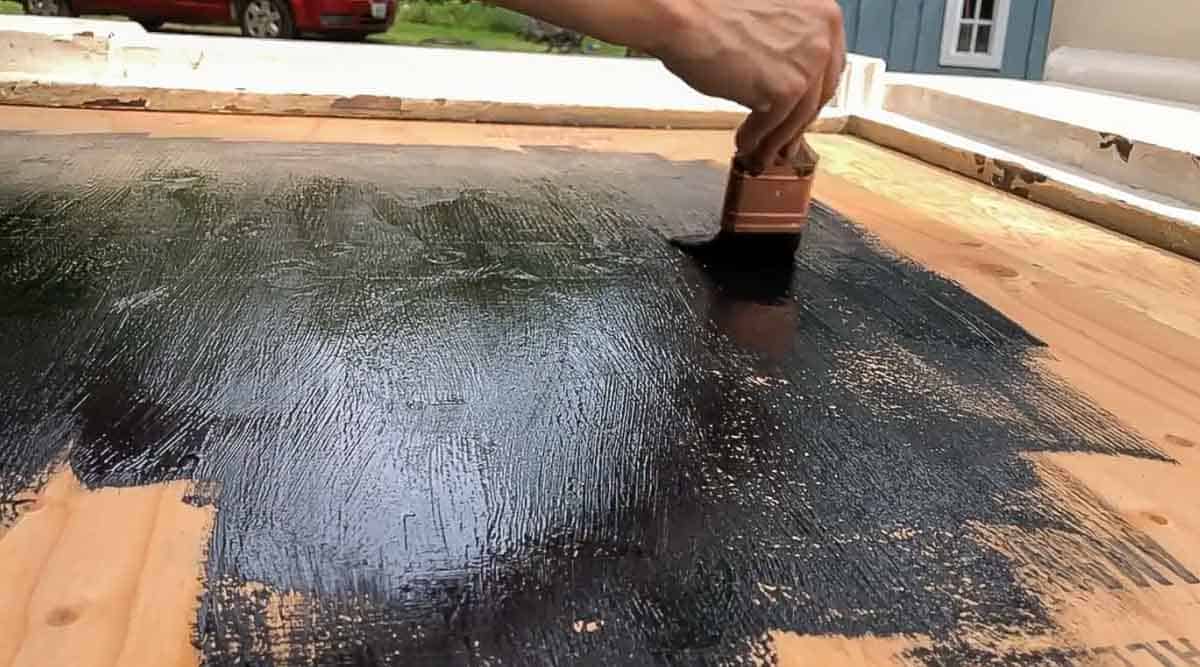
left=671, top=137, right=818, bottom=266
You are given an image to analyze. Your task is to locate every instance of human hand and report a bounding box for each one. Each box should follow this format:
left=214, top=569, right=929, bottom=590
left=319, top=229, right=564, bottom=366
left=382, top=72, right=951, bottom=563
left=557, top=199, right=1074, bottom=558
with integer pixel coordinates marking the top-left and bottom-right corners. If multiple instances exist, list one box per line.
left=648, top=0, right=846, bottom=174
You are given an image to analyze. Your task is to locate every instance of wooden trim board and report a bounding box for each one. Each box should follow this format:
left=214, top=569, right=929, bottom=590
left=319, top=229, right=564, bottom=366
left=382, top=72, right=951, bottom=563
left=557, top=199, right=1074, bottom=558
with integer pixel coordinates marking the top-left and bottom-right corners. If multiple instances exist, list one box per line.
left=1, top=77, right=1194, bottom=263
left=848, top=115, right=1200, bottom=263
left=0, top=82, right=754, bottom=131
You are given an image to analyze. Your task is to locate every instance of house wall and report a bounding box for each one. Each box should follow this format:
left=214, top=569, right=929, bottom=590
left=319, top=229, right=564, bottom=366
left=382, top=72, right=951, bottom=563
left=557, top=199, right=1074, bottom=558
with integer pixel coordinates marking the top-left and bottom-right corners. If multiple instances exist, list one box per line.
left=836, top=0, right=1054, bottom=79
left=1048, top=0, right=1200, bottom=61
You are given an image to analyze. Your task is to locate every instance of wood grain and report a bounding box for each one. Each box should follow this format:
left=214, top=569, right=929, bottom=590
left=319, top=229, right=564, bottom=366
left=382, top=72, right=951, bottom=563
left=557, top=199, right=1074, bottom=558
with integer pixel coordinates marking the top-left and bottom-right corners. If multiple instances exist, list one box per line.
left=0, top=108, right=1197, bottom=665
left=0, top=82, right=823, bottom=134
left=0, top=465, right=213, bottom=667
left=808, top=134, right=1200, bottom=453
left=779, top=134, right=1200, bottom=664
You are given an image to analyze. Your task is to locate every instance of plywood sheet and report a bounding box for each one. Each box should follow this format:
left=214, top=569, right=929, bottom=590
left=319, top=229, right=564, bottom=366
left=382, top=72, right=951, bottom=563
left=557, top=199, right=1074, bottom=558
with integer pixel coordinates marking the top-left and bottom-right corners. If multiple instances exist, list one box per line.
left=0, top=109, right=1197, bottom=666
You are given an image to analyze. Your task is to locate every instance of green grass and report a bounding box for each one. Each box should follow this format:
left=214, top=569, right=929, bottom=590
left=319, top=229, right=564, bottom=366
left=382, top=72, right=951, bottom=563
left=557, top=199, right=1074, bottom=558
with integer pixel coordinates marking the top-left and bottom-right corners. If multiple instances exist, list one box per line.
left=370, top=19, right=624, bottom=56
left=394, top=1, right=527, bottom=34
left=1, top=1, right=23, bottom=14
left=375, top=1, right=625, bottom=56
left=371, top=20, right=543, bottom=51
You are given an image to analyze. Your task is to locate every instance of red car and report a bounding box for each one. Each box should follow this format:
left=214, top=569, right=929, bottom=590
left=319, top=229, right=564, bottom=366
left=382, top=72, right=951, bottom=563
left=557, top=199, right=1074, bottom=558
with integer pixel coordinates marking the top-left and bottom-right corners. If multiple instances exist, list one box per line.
left=23, top=0, right=395, bottom=40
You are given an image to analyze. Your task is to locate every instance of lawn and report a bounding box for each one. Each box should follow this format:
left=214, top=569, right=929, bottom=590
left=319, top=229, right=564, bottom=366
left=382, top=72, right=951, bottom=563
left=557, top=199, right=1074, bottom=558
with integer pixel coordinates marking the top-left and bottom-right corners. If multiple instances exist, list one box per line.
left=370, top=19, right=624, bottom=56
left=374, top=1, right=625, bottom=55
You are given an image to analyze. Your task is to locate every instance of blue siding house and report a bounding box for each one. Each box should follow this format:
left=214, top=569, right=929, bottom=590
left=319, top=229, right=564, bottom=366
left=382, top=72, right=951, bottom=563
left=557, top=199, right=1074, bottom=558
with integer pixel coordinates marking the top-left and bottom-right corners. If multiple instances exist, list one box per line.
left=836, top=0, right=1055, bottom=79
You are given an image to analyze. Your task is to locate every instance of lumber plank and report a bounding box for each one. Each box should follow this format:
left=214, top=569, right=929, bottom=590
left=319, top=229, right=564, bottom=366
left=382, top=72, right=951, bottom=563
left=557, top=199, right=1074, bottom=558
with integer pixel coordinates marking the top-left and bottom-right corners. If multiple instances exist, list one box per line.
left=0, top=468, right=212, bottom=667
left=0, top=108, right=1196, bottom=665
left=808, top=134, right=1200, bottom=448
left=785, top=134, right=1200, bottom=664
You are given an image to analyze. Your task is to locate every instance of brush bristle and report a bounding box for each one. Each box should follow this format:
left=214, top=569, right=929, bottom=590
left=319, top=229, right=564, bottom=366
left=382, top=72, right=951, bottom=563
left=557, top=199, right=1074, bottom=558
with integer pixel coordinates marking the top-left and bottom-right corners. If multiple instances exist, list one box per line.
left=669, top=230, right=802, bottom=268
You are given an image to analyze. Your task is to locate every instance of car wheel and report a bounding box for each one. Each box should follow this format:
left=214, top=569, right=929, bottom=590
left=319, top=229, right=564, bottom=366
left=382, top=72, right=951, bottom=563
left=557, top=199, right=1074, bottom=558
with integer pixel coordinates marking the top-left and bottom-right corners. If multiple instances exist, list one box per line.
left=240, top=0, right=296, bottom=39
left=137, top=19, right=165, bottom=30
left=23, top=0, right=73, bottom=16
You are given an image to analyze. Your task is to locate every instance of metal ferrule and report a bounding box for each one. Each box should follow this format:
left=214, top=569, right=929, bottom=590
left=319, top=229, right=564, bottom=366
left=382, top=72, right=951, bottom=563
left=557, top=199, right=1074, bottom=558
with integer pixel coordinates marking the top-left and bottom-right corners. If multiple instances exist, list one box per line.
left=720, top=138, right=819, bottom=234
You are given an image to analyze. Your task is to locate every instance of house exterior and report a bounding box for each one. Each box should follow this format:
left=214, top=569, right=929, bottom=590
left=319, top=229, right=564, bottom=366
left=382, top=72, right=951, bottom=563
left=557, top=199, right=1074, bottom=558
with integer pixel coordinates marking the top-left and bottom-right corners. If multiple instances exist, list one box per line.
left=836, top=0, right=1055, bottom=79
left=1048, top=0, right=1200, bottom=62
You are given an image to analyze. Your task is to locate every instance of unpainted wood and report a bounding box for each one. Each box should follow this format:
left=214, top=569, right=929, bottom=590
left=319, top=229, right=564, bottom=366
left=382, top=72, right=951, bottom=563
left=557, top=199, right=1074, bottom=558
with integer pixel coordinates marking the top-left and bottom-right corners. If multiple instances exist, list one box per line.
left=0, top=82, right=761, bottom=131
left=801, top=133, right=1200, bottom=662
left=0, top=466, right=213, bottom=667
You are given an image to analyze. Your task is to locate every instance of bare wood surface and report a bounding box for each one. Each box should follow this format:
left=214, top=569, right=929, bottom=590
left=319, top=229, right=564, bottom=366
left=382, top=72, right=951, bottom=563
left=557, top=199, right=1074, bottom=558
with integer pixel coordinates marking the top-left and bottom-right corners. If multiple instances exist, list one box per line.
left=794, top=135, right=1200, bottom=663
left=849, top=116, right=1200, bottom=263
left=0, top=108, right=1196, bottom=665
left=0, top=467, right=213, bottom=667
left=0, top=81, right=756, bottom=130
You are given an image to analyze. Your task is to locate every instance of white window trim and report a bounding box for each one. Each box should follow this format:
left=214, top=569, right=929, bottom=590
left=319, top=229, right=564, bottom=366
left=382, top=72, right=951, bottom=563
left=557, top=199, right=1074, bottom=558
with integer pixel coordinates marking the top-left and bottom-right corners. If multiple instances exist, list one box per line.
left=939, top=0, right=1011, bottom=70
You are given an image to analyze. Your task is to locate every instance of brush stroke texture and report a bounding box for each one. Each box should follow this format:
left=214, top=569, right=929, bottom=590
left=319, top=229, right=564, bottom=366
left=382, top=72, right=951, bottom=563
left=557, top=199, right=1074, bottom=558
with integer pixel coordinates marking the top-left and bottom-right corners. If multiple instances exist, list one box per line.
left=0, top=135, right=1182, bottom=666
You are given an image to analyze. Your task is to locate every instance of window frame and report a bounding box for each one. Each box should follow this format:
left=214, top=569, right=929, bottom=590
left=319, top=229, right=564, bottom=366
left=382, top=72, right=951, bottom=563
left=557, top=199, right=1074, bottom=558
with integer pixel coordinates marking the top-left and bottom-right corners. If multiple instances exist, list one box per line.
left=939, top=0, right=1011, bottom=70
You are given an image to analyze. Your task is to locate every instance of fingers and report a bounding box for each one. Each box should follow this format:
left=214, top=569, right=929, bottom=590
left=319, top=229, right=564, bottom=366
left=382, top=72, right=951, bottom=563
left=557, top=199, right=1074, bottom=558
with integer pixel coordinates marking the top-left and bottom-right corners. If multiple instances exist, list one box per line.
left=822, top=6, right=847, bottom=106
left=735, top=100, right=792, bottom=171
left=758, top=71, right=825, bottom=168
left=821, top=24, right=846, bottom=107
left=731, top=1, right=847, bottom=172
left=737, top=70, right=813, bottom=173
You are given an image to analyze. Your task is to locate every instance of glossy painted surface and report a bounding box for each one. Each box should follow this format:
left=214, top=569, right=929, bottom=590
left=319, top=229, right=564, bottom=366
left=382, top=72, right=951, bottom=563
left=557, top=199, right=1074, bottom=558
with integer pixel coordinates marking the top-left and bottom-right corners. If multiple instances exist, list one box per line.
left=0, top=132, right=1181, bottom=665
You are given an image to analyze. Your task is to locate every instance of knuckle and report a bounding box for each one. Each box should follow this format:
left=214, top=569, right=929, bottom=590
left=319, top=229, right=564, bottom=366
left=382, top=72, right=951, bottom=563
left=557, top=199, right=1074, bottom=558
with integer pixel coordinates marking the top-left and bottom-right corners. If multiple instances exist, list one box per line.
left=774, top=74, right=808, bottom=100
left=765, top=81, right=788, bottom=102
left=822, top=1, right=844, bottom=26
left=747, top=94, right=772, bottom=115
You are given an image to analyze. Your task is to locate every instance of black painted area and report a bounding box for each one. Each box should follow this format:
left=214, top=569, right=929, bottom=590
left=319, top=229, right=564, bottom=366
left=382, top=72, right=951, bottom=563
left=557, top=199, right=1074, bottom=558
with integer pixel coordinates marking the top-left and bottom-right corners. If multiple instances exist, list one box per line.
left=0, top=134, right=1176, bottom=666
left=669, top=230, right=803, bottom=269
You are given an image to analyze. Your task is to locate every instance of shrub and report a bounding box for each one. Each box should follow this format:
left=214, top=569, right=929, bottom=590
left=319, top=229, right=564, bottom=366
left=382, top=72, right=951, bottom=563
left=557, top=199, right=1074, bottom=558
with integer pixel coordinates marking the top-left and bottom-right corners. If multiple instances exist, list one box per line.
left=395, top=1, right=529, bottom=35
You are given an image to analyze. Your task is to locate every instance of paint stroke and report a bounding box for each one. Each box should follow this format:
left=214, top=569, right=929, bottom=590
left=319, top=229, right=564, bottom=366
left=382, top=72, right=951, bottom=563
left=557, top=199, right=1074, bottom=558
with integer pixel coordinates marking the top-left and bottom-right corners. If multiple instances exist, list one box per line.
left=0, top=134, right=1179, bottom=666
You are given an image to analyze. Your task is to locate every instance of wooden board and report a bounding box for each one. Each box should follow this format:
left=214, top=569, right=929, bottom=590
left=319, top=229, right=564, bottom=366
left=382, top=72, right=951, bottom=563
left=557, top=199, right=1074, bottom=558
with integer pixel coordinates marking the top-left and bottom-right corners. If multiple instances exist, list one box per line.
left=0, top=107, right=1197, bottom=666
left=788, top=134, right=1200, bottom=665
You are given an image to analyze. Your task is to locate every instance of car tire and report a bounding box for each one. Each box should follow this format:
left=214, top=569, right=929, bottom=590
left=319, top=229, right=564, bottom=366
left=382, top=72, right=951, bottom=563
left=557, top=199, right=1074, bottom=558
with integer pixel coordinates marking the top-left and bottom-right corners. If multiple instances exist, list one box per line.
left=22, top=0, right=74, bottom=16
left=137, top=19, right=165, bottom=30
left=239, top=0, right=296, bottom=39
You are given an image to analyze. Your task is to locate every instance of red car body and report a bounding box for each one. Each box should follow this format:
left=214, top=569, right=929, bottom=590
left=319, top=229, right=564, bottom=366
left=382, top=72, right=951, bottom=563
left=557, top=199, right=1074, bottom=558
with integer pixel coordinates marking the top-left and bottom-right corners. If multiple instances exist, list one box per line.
left=61, top=0, right=395, bottom=38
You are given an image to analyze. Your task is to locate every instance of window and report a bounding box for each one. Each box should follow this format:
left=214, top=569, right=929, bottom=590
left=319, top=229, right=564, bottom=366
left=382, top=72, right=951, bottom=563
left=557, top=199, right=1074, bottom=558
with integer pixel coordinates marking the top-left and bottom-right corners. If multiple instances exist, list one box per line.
left=940, top=0, right=1011, bottom=69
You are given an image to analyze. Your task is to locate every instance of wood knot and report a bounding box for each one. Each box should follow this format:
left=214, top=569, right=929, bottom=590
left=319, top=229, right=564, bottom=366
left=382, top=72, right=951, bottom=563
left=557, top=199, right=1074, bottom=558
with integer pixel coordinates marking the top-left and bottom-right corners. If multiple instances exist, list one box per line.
left=974, top=262, right=1019, bottom=279
left=46, top=606, right=80, bottom=627
left=1165, top=434, right=1196, bottom=448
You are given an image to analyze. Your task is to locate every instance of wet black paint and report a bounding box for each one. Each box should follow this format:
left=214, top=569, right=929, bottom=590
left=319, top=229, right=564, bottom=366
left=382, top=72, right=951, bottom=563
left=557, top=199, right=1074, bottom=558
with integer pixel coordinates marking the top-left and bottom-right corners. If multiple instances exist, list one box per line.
left=0, top=134, right=1179, bottom=666
left=669, top=229, right=804, bottom=271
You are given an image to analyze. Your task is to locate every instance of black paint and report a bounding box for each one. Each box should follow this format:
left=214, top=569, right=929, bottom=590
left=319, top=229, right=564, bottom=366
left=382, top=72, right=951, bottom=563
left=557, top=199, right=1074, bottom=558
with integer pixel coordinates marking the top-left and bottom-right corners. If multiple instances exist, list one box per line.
left=914, top=638, right=1200, bottom=667
left=669, top=229, right=803, bottom=270
left=0, top=134, right=1178, bottom=666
